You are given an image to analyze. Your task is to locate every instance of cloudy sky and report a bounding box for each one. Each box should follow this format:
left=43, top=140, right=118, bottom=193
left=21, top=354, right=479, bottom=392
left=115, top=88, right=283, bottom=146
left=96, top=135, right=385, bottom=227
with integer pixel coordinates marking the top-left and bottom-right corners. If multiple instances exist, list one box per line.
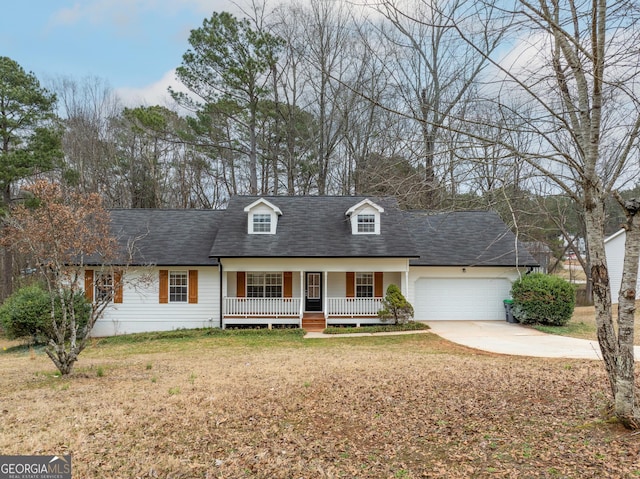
left=2, top=0, right=239, bottom=106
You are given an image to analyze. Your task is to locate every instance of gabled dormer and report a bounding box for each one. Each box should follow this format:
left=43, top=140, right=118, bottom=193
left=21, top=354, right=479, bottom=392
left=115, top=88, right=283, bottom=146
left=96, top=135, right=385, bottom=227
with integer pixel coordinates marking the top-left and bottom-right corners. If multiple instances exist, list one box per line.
left=346, top=199, right=384, bottom=235
left=244, top=198, right=282, bottom=235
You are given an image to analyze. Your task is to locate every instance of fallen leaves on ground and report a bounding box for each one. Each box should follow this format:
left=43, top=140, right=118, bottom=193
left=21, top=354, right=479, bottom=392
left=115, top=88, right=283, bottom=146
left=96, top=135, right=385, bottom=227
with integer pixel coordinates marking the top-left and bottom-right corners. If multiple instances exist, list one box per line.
left=1, top=334, right=638, bottom=478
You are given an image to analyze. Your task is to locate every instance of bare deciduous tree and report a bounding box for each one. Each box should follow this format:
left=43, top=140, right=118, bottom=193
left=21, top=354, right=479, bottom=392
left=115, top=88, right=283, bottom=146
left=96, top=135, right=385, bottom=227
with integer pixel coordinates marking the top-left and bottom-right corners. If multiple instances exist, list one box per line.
left=453, top=0, right=640, bottom=426
left=2, top=181, right=124, bottom=375
left=369, top=0, right=508, bottom=206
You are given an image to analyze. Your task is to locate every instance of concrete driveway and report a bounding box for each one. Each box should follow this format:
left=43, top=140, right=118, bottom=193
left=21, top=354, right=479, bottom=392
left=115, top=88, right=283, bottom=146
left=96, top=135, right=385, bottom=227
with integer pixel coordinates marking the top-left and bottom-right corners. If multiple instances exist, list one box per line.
left=424, top=320, right=622, bottom=360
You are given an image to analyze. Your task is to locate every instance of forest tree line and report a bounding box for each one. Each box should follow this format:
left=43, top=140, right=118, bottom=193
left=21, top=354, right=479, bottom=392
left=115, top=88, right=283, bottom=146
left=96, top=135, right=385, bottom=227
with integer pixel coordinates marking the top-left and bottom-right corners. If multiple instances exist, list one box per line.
left=2, top=0, right=639, bottom=294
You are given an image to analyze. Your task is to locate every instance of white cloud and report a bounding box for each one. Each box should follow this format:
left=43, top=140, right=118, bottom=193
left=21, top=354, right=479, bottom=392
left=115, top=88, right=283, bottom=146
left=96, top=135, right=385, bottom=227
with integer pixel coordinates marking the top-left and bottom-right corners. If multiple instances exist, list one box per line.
left=49, top=3, right=83, bottom=26
left=115, top=69, right=193, bottom=110
left=48, top=0, right=236, bottom=29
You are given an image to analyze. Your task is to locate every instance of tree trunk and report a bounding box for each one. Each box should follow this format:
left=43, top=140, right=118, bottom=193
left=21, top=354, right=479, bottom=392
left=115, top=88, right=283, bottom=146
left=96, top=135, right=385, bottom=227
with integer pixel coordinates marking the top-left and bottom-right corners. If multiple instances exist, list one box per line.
left=616, top=198, right=640, bottom=427
left=249, top=99, right=258, bottom=195
left=584, top=203, right=619, bottom=397
left=1, top=184, right=12, bottom=301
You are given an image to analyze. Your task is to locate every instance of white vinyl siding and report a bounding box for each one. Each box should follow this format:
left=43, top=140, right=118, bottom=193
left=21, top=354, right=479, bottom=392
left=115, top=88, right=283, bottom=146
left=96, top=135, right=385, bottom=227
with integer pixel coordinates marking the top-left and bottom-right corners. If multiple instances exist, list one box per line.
left=91, top=267, right=220, bottom=336
left=604, top=230, right=640, bottom=304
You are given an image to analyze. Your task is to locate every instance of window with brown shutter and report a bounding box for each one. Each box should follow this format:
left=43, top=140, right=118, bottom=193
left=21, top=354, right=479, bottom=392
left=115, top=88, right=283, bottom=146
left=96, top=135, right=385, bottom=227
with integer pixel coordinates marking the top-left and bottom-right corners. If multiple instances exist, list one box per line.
left=159, top=270, right=168, bottom=303
left=84, top=269, right=94, bottom=302
left=374, top=272, right=384, bottom=298
left=188, top=270, right=198, bottom=304
left=283, top=272, right=293, bottom=298
left=346, top=272, right=355, bottom=298
left=237, top=272, right=246, bottom=298
left=113, top=270, right=123, bottom=304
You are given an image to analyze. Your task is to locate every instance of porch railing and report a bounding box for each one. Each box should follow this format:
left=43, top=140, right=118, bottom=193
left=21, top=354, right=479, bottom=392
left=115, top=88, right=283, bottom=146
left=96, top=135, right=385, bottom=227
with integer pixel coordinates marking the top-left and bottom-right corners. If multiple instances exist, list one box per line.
left=327, top=297, right=383, bottom=317
left=224, top=297, right=301, bottom=317
left=224, top=296, right=383, bottom=318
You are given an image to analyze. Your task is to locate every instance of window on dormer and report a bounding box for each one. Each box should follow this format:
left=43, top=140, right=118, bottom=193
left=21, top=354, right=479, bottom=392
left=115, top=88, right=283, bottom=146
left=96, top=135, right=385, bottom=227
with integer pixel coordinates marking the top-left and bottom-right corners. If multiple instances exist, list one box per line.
left=357, top=214, right=375, bottom=233
left=253, top=214, right=271, bottom=233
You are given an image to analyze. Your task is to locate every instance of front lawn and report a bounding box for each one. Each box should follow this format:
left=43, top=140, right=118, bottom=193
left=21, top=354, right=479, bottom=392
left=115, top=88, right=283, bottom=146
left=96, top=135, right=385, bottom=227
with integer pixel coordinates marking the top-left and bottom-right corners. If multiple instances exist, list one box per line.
left=531, top=301, right=640, bottom=345
left=0, top=329, right=637, bottom=478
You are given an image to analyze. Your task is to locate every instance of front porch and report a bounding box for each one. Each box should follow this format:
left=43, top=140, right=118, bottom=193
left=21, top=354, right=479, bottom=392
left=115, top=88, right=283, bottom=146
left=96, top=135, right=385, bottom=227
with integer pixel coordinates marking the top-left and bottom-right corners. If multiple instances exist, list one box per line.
left=223, top=296, right=385, bottom=329
left=220, top=262, right=409, bottom=330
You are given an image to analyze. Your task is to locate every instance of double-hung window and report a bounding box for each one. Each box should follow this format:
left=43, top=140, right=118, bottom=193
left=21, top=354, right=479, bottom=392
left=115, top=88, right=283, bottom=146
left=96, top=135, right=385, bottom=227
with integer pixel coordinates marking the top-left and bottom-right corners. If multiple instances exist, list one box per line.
left=95, top=273, right=114, bottom=302
left=357, top=214, right=375, bottom=233
left=252, top=214, right=271, bottom=233
left=169, top=271, right=188, bottom=302
left=356, top=273, right=374, bottom=298
left=247, top=273, right=282, bottom=298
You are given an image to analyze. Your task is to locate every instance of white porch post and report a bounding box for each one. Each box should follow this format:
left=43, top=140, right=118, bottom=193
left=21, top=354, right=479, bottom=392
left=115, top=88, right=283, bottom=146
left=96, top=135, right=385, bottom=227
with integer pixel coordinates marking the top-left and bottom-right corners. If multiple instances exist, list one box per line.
left=299, top=271, right=304, bottom=318
left=323, top=270, right=328, bottom=319
left=403, top=266, right=409, bottom=297
left=222, top=268, right=227, bottom=318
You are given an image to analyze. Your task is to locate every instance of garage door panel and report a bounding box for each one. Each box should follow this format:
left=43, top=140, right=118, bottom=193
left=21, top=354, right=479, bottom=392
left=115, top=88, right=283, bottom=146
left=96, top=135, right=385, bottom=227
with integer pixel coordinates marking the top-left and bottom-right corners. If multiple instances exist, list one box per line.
left=415, top=278, right=511, bottom=320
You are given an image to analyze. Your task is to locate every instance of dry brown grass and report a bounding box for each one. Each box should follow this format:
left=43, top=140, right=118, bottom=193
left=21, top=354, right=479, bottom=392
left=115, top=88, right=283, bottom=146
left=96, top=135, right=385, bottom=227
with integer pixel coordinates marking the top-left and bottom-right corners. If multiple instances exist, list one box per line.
left=1, top=332, right=639, bottom=478
left=561, top=301, right=640, bottom=345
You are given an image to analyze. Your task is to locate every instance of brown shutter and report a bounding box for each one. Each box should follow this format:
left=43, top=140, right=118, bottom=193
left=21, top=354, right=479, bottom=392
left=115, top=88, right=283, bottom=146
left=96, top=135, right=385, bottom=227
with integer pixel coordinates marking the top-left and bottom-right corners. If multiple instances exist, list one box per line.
left=113, top=270, right=123, bottom=304
left=283, top=272, right=293, bottom=298
left=237, top=272, right=246, bottom=298
left=374, top=272, right=384, bottom=298
left=346, top=272, right=355, bottom=298
left=159, top=269, right=168, bottom=303
left=84, top=269, right=94, bottom=302
left=188, top=270, right=198, bottom=304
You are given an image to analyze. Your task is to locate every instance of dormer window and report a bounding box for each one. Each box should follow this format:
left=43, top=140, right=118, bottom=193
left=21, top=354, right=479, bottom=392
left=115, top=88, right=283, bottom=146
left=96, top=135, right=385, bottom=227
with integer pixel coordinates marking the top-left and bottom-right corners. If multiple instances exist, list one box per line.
left=346, top=199, right=384, bottom=235
left=244, top=198, right=282, bottom=235
left=357, top=214, right=375, bottom=233
left=253, top=214, right=271, bottom=233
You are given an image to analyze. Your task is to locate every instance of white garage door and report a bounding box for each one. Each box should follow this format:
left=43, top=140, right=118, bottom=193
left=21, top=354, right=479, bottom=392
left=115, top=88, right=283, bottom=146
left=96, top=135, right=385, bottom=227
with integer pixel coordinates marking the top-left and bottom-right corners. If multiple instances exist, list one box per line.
left=414, top=278, right=512, bottom=320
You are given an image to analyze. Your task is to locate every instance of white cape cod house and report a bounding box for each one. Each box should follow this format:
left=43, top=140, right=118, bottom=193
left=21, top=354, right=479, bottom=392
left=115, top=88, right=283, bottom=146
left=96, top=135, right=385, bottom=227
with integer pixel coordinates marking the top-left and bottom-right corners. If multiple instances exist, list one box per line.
left=84, top=196, right=537, bottom=336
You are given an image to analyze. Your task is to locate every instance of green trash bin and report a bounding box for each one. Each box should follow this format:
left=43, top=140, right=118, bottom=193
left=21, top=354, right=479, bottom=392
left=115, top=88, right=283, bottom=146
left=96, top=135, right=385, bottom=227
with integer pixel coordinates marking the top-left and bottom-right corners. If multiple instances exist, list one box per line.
left=503, top=299, right=518, bottom=323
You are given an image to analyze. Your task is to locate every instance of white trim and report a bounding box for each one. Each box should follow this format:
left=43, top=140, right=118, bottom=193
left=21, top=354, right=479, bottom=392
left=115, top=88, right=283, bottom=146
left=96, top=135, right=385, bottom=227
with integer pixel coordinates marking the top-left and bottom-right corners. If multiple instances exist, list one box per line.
left=345, top=198, right=384, bottom=216
left=169, top=270, right=189, bottom=303
left=299, top=272, right=304, bottom=319
left=251, top=213, right=272, bottom=234
left=243, top=198, right=282, bottom=215
left=605, top=228, right=625, bottom=243
left=324, top=270, right=328, bottom=319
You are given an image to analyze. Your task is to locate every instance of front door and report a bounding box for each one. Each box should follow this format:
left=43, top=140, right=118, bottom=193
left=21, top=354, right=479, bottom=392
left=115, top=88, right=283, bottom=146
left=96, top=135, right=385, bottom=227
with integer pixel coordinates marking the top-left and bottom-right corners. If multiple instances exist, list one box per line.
left=305, top=272, right=322, bottom=311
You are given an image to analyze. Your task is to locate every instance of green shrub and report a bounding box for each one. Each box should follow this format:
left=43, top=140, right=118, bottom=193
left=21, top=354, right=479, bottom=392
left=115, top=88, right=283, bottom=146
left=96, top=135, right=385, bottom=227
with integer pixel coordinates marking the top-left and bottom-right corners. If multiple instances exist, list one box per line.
left=0, top=284, right=91, bottom=342
left=324, top=322, right=428, bottom=335
left=511, top=273, right=576, bottom=326
left=378, top=284, right=414, bottom=325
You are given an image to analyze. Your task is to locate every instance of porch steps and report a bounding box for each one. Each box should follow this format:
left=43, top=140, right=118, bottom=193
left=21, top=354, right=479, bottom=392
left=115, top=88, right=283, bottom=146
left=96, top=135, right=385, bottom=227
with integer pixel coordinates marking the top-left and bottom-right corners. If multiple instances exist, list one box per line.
left=302, top=313, right=326, bottom=332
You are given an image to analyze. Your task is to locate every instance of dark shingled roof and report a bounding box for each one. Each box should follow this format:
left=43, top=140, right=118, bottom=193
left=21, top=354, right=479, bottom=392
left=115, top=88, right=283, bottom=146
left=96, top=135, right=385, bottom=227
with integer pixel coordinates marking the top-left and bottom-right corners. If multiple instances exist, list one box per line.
left=89, top=209, right=223, bottom=266
left=89, top=199, right=537, bottom=268
left=405, top=210, right=538, bottom=267
left=209, top=196, right=418, bottom=258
